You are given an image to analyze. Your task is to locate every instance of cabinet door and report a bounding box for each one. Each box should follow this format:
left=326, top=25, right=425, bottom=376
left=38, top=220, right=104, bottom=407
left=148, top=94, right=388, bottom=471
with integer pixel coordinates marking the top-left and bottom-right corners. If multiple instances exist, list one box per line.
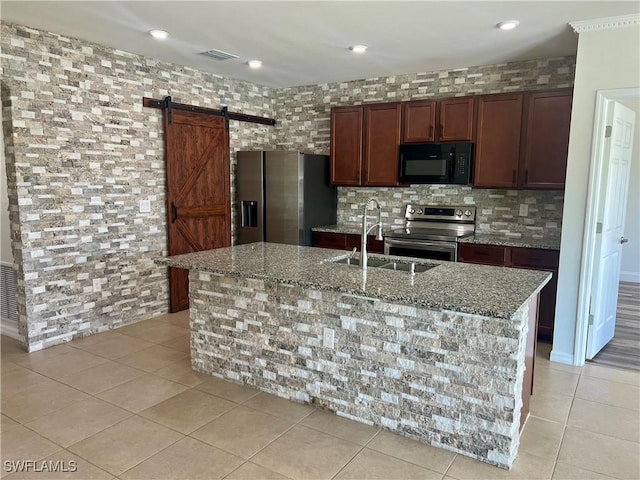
left=474, top=93, right=523, bottom=188
left=438, top=97, right=475, bottom=141
left=510, top=247, right=560, bottom=341
left=520, top=89, right=573, bottom=189
left=364, top=103, right=402, bottom=186
left=330, top=106, right=363, bottom=186
left=402, top=100, right=436, bottom=143
left=510, top=247, right=560, bottom=270
left=312, top=231, right=347, bottom=250
left=346, top=234, right=384, bottom=253
left=537, top=271, right=558, bottom=341
left=458, top=243, right=507, bottom=266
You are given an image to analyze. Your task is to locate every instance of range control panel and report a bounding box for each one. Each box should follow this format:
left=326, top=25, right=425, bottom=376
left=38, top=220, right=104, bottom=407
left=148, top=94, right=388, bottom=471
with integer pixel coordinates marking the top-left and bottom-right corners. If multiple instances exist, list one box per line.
left=404, top=205, right=476, bottom=223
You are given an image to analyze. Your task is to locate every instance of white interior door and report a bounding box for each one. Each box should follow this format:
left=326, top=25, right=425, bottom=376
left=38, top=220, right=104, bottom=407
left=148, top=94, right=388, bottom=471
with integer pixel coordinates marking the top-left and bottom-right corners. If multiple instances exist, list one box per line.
left=586, top=101, right=636, bottom=359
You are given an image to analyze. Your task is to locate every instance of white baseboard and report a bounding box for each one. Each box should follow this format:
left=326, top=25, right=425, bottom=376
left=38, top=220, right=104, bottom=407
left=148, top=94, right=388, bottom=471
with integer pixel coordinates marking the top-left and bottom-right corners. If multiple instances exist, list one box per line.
left=0, top=317, right=19, bottom=340
left=550, top=349, right=576, bottom=366
left=620, top=271, right=640, bottom=283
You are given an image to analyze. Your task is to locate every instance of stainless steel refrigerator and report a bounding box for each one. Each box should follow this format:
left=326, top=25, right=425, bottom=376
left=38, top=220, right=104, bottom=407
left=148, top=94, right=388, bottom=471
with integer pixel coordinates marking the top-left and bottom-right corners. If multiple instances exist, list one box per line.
left=236, top=151, right=337, bottom=246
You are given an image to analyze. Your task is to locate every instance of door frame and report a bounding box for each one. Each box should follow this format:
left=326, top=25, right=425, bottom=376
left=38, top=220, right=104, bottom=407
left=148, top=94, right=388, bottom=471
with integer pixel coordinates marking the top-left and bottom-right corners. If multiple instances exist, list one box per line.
left=574, top=87, right=640, bottom=365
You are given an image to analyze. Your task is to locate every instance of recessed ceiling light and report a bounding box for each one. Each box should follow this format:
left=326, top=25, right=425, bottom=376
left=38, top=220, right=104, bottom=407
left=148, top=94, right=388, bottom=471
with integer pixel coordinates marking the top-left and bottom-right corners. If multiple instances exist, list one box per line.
left=497, top=20, right=520, bottom=31
left=248, top=60, right=263, bottom=69
left=149, top=29, right=169, bottom=40
left=350, top=45, right=368, bottom=54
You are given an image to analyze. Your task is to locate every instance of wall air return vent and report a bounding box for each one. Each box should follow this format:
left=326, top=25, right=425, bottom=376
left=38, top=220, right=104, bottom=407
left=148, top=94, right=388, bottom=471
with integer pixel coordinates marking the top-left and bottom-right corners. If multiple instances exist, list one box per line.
left=200, top=49, right=240, bottom=61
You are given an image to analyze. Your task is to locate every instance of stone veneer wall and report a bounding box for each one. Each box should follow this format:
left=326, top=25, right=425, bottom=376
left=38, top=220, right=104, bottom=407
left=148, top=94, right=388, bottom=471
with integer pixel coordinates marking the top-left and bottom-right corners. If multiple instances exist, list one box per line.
left=1, top=20, right=574, bottom=351
left=189, top=271, right=530, bottom=468
left=273, top=57, right=575, bottom=238
left=1, top=22, right=277, bottom=350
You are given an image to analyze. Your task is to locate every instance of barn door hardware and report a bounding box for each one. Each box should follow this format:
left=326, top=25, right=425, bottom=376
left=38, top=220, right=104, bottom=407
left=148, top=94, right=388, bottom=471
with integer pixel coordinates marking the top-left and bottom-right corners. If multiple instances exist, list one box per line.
left=143, top=96, right=276, bottom=127
left=163, top=96, right=173, bottom=125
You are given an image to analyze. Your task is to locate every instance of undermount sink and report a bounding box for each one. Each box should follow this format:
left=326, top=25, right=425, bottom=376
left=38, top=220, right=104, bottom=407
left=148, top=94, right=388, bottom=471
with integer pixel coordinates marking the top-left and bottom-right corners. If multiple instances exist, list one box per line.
left=330, top=256, right=435, bottom=273
left=332, top=257, right=389, bottom=267
left=381, top=261, right=433, bottom=273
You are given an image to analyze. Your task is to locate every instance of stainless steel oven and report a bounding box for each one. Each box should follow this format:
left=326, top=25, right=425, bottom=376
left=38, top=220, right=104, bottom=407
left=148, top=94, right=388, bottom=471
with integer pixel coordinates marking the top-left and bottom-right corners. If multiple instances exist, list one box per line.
left=384, top=237, right=458, bottom=262
left=383, top=205, right=476, bottom=262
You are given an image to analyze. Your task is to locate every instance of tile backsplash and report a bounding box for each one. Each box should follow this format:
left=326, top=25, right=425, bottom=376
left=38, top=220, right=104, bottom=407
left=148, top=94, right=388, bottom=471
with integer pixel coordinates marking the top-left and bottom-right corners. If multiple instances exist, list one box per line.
left=272, top=56, right=574, bottom=239
left=337, top=186, right=563, bottom=239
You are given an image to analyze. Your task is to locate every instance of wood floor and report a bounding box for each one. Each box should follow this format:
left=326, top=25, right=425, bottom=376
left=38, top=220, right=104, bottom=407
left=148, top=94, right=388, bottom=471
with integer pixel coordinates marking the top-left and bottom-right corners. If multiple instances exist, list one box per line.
left=590, top=281, right=640, bottom=372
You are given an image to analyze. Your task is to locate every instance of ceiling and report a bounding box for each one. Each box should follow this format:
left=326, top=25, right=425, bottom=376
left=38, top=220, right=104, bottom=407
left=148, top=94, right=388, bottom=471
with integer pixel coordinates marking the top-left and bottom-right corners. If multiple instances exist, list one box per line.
left=2, top=1, right=639, bottom=88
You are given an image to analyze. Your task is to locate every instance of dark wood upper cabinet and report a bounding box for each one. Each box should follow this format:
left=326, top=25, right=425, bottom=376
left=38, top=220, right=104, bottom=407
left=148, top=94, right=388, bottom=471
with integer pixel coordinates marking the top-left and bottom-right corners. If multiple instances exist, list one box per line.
left=330, top=89, right=572, bottom=189
left=330, top=106, right=363, bottom=186
left=438, top=97, right=475, bottom=142
left=330, top=103, right=400, bottom=187
left=364, top=103, right=402, bottom=186
left=520, top=89, right=573, bottom=189
left=402, top=100, right=436, bottom=142
left=402, top=97, right=474, bottom=143
left=474, top=93, right=524, bottom=188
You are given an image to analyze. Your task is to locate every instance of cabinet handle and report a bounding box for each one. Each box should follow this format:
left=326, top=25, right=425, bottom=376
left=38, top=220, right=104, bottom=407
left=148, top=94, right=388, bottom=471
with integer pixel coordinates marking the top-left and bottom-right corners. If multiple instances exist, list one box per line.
left=524, top=170, right=529, bottom=184
left=512, top=170, right=516, bottom=183
left=439, top=125, right=444, bottom=137
left=429, top=125, right=434, bottom=138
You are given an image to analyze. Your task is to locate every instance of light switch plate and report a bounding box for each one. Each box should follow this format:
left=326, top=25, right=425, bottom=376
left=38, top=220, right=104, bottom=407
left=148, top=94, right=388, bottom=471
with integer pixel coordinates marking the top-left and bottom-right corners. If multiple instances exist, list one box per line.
left=139, top=199, right=151, bottom=213
left=519, top=204, right=528, bottom=217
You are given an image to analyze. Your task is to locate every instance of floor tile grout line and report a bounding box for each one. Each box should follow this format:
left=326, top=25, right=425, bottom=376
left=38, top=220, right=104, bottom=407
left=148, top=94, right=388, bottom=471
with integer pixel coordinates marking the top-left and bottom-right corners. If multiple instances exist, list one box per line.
left=326, top=429, right=385, bottom=480
left=363, top=429, right=457, bottom=476
left=91, top=414, right=188, bottom=479
left=5, top=325, right=638, bottom=479
left=577, top=368, right=640, bottom=388
left=211, top=410, right=303, bottom=477
left=562, top=423, right=640, bottom=445
left=548, top=420, right=568, bottom=480
left=571, top=391, right=640, bottom=413
left=441, top=449, right=459, bottom=478
left=551, top=422, right=632, bottom=479
left=328, top=443, right=367, bottom=479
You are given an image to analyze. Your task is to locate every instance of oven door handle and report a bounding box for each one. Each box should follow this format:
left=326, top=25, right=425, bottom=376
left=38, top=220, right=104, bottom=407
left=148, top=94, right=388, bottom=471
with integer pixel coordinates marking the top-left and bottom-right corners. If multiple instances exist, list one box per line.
left=384, top=238, right=456, bottom=252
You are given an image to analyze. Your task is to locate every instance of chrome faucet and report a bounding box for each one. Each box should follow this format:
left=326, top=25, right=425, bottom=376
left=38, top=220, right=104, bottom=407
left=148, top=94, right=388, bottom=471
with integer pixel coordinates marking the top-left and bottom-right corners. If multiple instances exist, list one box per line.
left=361, top=198, right=383, bottom=270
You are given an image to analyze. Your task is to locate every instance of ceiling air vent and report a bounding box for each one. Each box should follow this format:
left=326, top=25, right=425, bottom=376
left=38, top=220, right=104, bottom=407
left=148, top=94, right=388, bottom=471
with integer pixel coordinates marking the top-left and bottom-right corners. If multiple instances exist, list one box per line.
left=200, top=49, right=239, bottom=61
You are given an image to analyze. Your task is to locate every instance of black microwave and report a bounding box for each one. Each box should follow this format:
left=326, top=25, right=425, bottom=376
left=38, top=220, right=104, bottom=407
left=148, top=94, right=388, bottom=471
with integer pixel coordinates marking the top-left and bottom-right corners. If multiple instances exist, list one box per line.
left=399, top=142, right=473, bottom=184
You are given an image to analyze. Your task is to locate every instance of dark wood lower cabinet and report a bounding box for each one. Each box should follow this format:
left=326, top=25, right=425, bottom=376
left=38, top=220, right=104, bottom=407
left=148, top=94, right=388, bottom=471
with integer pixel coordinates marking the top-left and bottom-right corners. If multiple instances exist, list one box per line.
left=459, top=243, right=559, bottom=341
left=312, top=231, right=383, bottom=253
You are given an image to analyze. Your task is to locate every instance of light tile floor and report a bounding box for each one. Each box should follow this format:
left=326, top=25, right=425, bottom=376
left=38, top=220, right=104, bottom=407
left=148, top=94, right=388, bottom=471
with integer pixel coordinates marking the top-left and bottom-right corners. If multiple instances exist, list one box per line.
left=1, top=311, right=639, bottom=480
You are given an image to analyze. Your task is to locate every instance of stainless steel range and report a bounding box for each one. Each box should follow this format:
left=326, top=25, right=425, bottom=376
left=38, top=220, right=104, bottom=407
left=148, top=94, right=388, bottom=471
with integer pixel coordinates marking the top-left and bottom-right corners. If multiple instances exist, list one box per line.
left=384, top=205, right=476, bottom=262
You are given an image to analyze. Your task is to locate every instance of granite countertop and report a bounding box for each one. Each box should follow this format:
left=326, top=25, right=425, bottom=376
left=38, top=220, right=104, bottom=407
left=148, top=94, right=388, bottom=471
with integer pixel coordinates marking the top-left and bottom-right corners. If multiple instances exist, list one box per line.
left=459, top=233, right=561, bottom=250
left=157, top=242, right=551, bottom=320
left=314, top=225, right=561, bottom=250
left=312, top=224, right=362, bottom=235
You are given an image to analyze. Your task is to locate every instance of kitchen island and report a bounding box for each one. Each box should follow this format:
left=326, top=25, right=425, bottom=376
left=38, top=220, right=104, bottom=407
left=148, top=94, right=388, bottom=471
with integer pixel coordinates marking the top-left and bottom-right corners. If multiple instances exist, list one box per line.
left=158, top=242, right=550, bottom=469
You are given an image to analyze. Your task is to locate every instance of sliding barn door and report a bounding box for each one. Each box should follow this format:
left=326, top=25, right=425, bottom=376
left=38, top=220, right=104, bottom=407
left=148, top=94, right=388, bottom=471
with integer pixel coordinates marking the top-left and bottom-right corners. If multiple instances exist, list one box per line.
left=165, top=110, right=231, bottom=312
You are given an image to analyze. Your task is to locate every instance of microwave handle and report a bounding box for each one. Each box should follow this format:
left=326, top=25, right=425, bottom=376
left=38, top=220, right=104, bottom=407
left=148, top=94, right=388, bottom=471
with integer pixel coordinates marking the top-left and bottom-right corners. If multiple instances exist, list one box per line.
left=448, top=149, right=455, bottom=179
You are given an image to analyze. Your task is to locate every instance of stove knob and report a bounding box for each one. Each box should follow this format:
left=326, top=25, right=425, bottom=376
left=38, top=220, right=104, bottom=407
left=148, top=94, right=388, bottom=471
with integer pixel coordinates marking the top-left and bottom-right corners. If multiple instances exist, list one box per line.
left=464, top=209, right=472, bottom=217
left=409, top=208, right=415, bottom=214
left=456, top=209, right=463, bottom=217
left=417, top=208, right=423, bottom=215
